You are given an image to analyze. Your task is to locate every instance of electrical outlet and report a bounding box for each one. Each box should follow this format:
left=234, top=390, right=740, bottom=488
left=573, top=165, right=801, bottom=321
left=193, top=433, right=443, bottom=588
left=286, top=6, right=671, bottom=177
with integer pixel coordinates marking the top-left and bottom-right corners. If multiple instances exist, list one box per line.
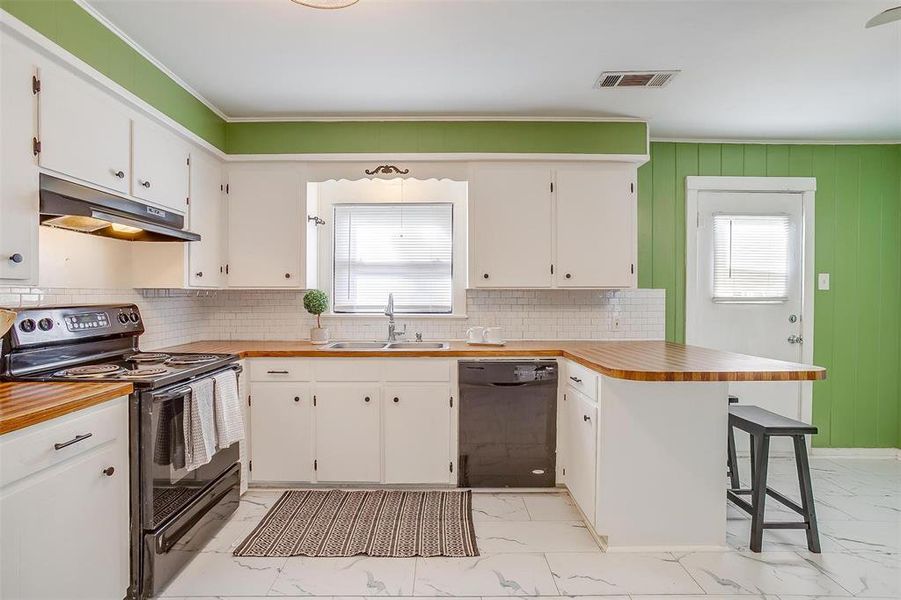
left=818, top=273, right=830, bottom=291
left=612, top=318, right=621, bottom=330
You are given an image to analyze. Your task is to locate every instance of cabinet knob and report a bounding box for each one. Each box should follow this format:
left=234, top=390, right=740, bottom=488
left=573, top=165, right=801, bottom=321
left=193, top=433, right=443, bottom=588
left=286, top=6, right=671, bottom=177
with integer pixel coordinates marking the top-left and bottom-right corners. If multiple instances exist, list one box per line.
left=294, top=396, right=300, bottom=402
left=8, top=253, right=23, bottom=263
left=483, top=273, right=489, bottom=279
left=195, top=271, right=203, bottom=278
left=583, top=415, right=591, bottom=422
left=113, top=170, right=125, bottom=179
left=285, top=273, right=291, bottom=279
left=565, top=273, right=572, bottom=279
left=140, top=180, right=151, bottom=188
left=364, top=396, right=371, bottom=403
left=393, top=397, right=399, bottom=403
left=102, top=466, right=115, bottom=477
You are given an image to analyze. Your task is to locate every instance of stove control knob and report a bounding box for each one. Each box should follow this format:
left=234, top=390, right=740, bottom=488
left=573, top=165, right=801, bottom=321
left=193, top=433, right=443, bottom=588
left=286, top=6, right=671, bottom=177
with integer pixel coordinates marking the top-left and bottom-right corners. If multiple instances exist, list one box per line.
left=37, top=318, right=53, bottom=331
left=117, top=313, right=129, bottom=325
left=129, top=313, right=140, bottom=323
left=19, top=318, right=36, bottom=333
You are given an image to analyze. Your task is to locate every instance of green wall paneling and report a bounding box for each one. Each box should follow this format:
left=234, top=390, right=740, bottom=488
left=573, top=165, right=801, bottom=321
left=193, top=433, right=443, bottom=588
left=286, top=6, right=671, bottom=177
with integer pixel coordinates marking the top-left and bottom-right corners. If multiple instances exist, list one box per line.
left=638, top=142, right=901, bottom=448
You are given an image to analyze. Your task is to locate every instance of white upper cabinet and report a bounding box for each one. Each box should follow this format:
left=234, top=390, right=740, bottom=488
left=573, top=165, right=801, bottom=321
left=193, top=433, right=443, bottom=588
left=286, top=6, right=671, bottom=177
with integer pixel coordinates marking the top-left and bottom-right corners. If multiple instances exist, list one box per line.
left=131, top=119, right=190, bottom=212
left=470, top=164, right=553, bottom=288
left=226, top=165, right=304, bottom=288
left=469, top=163, right=637, bottom=289
left=187, top=151, right=225, bottom=287
left=555, top=167, right=636, bottom=288
left=0, top=35, right=38, bottom=282
left=37, top=60, right=131, bottom=195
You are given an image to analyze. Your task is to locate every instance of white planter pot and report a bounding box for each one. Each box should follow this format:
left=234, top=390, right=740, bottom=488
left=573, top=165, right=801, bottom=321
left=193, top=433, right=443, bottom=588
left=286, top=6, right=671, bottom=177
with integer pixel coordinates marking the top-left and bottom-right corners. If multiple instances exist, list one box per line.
left=310, top=327, right=329, bottom=344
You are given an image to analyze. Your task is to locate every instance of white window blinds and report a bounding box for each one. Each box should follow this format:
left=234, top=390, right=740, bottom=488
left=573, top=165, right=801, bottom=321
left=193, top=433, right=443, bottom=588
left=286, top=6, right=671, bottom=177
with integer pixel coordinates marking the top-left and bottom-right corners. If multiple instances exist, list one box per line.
left=333, top=203, right=453, bottom=313
left=712, top=214, right=791, bottom=302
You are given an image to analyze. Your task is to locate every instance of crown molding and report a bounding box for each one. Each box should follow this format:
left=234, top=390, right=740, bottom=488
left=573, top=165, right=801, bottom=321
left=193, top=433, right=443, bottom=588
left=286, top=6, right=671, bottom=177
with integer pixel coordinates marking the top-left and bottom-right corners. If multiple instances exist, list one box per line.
left=651, top=137, right=901, bottom=145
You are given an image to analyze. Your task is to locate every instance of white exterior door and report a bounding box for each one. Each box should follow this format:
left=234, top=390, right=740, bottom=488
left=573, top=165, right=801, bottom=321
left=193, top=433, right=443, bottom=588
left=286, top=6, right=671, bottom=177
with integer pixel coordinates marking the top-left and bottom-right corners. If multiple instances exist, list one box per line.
left=226, top=166, right=304, bottom=288
left=38, top=61, right=132, bottom=194
left=383, top=384, right=451, bottom=484
left=688, top=188, right=806, bottom=435
left=314, top=384, right=381, bottom=482
left=564, top=389, right=597, bottom=522
left=555, top=167, right=635, bottom=288
left=131, top=119, right=190, bottom=212
left=187, top=152, right=224, bottom=287
left=470, top=164, right=553, bottom=288
left=249, top=383, right=313, bottom=482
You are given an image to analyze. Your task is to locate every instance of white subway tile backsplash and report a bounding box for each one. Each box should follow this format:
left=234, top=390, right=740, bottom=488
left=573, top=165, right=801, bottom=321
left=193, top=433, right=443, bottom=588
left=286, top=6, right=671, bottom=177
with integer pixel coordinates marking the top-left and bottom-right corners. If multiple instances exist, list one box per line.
left=0, top=287, right=665, bottom=347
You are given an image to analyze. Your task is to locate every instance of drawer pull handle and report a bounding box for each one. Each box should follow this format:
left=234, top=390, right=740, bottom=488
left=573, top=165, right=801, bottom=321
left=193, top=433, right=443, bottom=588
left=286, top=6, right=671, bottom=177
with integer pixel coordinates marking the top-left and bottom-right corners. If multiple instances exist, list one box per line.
left=54, top=432, right=93, bottom=450
left=266, top=370, right=289, bottom=374
left=569, top=376, right=582, bottom=383
left=102, top=466, right=115, bottom=477
left=583, top=415, right=591, bottom=422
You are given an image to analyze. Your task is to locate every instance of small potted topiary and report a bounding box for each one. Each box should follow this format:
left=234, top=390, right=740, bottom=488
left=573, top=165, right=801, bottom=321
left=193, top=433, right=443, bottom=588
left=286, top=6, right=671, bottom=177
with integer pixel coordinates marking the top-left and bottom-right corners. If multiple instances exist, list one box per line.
left=303, top=289, right=330, bottom=344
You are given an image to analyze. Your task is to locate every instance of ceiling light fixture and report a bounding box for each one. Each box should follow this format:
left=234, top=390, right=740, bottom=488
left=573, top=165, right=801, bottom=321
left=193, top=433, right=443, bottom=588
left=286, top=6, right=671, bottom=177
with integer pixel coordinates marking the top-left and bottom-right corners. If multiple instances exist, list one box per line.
left=291, top=0, right=360, bottom=8
left=866, top=6, right=901, bottom=27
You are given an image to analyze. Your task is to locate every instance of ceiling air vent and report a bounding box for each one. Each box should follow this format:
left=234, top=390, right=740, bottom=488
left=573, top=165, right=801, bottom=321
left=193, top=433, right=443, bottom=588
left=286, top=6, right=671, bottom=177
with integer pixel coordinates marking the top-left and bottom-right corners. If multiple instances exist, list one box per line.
left=595, top=70, right=680, bottom=89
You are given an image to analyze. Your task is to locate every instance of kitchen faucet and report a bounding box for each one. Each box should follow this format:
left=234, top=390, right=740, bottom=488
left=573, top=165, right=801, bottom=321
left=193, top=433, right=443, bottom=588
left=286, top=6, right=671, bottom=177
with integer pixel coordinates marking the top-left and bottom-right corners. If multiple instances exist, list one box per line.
left=385, top=293, right=406, bottom=342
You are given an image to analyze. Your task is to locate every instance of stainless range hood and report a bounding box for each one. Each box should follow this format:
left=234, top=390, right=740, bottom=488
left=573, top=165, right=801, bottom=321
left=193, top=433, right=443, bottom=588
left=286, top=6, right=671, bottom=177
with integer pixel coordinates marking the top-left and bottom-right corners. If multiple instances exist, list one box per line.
left=39, top=174, right=200, bottom=242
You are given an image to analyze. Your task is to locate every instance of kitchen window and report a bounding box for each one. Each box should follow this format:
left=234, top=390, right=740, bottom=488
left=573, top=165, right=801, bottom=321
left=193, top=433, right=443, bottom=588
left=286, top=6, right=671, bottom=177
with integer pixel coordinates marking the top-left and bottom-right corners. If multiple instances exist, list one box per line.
left=712, top=213, right=790, bottom=302
left=332, top=203, right=454, bottom=313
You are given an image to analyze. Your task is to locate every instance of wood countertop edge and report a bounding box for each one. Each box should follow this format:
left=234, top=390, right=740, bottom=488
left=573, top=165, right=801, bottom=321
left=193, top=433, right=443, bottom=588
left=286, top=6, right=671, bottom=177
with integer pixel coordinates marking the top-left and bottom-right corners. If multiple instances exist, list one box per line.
left=219, top=346, right=827, bottom=382
left=0, top=382, right=134, bottom=435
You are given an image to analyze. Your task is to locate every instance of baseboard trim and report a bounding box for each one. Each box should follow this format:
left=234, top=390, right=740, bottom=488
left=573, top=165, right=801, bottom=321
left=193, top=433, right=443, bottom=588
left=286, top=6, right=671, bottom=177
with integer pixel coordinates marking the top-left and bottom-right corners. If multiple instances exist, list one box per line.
left=810, top=447, right=901, bottom=459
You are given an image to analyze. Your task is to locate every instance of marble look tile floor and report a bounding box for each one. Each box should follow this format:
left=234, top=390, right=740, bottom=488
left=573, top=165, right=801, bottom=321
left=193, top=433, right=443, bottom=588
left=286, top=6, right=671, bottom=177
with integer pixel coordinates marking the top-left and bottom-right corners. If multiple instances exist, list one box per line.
left=160, top=457, right=900, bottom=599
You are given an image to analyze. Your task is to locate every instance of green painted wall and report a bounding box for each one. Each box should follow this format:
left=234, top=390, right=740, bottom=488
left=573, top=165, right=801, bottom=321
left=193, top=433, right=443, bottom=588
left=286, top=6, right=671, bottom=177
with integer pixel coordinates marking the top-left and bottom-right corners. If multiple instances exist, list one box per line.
left=637, top=143, right=901, bottom=448
left=224, top=120, right=647, bottom=155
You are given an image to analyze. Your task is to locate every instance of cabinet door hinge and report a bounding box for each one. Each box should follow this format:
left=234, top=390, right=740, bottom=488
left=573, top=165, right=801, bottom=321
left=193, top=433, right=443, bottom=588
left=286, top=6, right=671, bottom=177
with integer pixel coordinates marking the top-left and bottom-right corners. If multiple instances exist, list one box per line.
left=32, top=137, right=41, bottom=156
left=550, top=181, right=554, bottom=193
left=550, top=264, right=554, bottom=275
left=630, top=182, right=634, bottom=193
left=225, top=264, right=229, bottom=275
left=248, top=395, right=251, bottom=406
left=314, top=459, right=318, bottom=471
left=225, top=184, right=229, bottom=194
left=186, top=157, right=191, bottom=166
left=563, top=393, right=567, bottom=401
left=562, top=467, right=566, bottom=476
left=631, top=263, right=634, bottom=274
left=186, top=197, right=190, bottom=205
left=449, top=396, right=453, bottom=408
left=32, top=75, right=40, bottom=95
left=313, top=395, right=317, bottom=407
left=248, top=460, right=253, bottom=472
left=449, top=461, right=454, bottom=473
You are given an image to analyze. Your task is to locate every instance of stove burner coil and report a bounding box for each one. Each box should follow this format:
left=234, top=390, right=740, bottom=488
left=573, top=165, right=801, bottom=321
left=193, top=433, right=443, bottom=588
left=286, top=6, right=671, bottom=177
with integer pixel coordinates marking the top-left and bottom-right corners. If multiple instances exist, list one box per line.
left=120, top=367, right=168, bottom=378
left=166, top=354, right=218, bottom=366
left=127, top=353, right=171, bottom=363
left=57, top=364, right=124, bottom=377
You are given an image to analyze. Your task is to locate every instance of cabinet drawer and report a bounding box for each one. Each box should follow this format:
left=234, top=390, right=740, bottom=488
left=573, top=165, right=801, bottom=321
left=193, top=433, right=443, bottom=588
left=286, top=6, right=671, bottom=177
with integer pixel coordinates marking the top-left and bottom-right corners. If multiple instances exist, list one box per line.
left=250, top=359, right=312, bottom=381
left=314, top=359, right=382, bottom=382
left=565, top=361, right=598, bottom=400
left=382, top=360, right=451, bottom=382
left=0, top=397, right=127, bottom=489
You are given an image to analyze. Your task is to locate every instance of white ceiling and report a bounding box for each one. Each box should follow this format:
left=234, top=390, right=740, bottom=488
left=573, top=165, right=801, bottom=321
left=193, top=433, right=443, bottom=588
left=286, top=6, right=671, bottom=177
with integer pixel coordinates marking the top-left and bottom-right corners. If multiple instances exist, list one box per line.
left=85, top=0, right=901, bottom=141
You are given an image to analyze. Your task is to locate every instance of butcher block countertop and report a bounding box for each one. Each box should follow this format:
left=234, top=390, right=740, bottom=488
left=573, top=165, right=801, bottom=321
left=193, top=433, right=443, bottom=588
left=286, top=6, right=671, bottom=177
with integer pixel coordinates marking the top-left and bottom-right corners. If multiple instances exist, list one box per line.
left=163, top=340, right=826, bottom=383
left=0, top=381, right=133, bottom=435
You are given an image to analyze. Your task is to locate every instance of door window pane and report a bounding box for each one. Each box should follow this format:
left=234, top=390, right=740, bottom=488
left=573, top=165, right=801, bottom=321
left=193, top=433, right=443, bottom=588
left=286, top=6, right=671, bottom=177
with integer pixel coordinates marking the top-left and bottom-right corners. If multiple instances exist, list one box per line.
left=712, top=214, right=790, bottom=302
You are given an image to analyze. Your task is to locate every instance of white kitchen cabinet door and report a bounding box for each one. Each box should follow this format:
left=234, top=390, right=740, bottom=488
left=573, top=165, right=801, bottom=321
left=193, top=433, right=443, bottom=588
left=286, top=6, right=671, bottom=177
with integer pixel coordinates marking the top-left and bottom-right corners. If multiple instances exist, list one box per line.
left=470, top=164, right=553, bottom=288
left=0, top=35, right=38, bottom=282
left=188, top=152, right=225, bottom=287
left=249, top=382, right=313, bottom=482
left=314, top=384, right=380, bottom=482
left=226, top=166, right=304, bottom=288
left=564, top=387, right=597, bottom=523
left=555, top=167, right=636, bottom=288
left=131, top=118, right=190, bottom=212
left=383, top=384, right=452, bottom=483
left=37, top=61, right=131, bottom=195
left=0, top=431, right=128, bottom=599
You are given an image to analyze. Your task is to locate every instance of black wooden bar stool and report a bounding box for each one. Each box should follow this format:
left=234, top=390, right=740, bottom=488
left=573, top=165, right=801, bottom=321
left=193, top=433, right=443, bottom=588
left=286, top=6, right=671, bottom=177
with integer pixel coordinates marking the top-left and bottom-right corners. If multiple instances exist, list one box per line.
left=726, top=394, right=740, bottom=488
left=727, top=405, right=820, bottom=553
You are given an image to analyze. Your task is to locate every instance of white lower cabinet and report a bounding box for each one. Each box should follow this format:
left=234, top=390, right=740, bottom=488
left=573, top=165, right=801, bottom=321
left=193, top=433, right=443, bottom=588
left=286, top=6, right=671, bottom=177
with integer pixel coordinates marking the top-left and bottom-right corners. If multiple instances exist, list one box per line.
left=563, top=386, right=598, bottom=523
left=313, top=384, right=381, bottom=482
left=383, top=384, right=452, bottom=484
left=249, top=382, right=313, bottom=483
left=0, top=398, right=129, bottom=600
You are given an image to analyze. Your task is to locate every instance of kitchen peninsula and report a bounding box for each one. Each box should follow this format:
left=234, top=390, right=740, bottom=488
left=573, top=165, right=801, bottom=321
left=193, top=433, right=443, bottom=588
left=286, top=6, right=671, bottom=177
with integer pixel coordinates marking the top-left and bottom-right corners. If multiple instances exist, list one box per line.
left=165, top=339, right=825, bottom=551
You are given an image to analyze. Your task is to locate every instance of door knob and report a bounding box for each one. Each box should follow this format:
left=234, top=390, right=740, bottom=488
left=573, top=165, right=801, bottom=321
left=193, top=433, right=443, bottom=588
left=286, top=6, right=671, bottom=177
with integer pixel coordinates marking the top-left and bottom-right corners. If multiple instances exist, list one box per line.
left=787, top=334, right=803, bottom=344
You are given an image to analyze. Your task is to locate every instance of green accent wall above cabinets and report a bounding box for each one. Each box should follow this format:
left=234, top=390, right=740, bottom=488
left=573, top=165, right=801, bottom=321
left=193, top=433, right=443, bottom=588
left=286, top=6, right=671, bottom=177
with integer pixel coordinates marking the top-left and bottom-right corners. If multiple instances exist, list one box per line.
left=1, top=0, right=228, bottom=149
left=638, top=142, right=901, bottom=449
left=224, top=120, right=648, bottom=156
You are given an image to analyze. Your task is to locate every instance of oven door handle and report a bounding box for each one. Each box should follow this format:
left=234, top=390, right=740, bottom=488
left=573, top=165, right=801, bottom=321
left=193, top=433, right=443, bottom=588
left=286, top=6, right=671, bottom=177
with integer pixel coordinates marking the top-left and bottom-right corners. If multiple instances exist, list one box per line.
left=151, top=364, right=243, bottom=403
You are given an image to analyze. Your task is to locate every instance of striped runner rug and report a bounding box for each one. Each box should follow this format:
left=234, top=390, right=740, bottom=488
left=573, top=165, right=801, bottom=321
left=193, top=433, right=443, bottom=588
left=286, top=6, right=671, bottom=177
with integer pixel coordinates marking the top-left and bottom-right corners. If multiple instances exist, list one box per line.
left=233, top=489, right=479, bottom=557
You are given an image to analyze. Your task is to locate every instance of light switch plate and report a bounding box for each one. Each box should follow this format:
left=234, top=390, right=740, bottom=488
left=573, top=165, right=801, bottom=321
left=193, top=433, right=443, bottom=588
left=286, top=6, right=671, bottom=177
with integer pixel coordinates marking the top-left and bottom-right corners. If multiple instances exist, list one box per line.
left=818, top=273, right=830, bottom=291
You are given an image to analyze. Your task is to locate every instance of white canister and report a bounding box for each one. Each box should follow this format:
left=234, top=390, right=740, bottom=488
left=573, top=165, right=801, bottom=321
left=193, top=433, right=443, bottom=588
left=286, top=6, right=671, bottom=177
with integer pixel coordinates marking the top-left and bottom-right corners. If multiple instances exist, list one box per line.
left=466, top=326, right=485, bottom=344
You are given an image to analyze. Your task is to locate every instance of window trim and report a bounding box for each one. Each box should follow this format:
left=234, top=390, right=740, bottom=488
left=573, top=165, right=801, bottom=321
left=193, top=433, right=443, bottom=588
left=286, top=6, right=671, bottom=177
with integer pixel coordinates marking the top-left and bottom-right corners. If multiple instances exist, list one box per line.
left=314, top=179, right=468, bottom=318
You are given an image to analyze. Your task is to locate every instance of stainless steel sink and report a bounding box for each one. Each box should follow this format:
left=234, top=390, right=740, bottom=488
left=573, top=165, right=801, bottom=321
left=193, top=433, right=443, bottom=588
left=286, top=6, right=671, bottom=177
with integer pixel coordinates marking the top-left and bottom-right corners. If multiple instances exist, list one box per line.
left=322, top=341, right=389, bottom=350
left=385, top=342, right=449, bottom=349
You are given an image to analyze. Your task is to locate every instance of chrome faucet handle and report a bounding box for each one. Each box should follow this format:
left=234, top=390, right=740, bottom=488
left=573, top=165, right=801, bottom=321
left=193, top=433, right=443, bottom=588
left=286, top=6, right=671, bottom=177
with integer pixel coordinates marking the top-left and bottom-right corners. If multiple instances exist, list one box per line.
left=415, top=332, right=423, bottom=342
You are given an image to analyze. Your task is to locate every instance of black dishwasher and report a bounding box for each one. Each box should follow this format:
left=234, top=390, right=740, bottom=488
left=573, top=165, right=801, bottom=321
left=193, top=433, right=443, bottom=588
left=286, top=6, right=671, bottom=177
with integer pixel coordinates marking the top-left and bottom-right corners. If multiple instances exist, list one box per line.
left=458, top=360, right=558, bottom=487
